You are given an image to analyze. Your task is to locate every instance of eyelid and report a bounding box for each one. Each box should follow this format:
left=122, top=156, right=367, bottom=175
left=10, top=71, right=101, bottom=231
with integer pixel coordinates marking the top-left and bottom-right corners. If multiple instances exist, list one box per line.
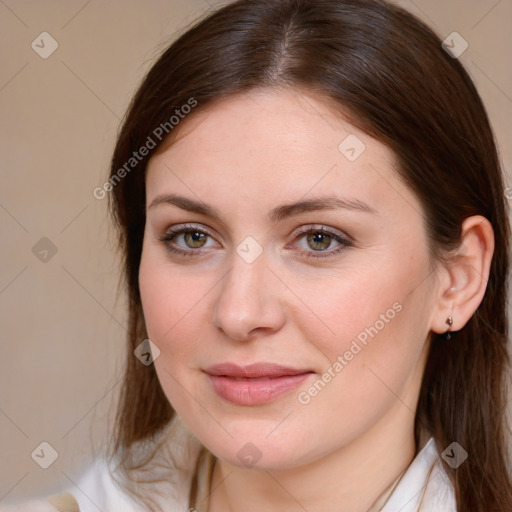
left=290, top=224, right=353, bottom=243
left=165, top=224, right=220, bottom=243
left=164, top=223, right=217, bottom=239
left=285, top=224, right=353, bottom=259
left=158, top=223, right=353, bottom=259
left=160, top=222, right=350, bottom=240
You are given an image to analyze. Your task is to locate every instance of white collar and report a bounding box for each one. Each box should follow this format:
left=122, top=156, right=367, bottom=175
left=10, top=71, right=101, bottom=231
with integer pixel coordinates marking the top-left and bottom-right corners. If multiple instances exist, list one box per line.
left=69, top=415, right=456, bottom=512
left=381, top=437, right=456, bottom=512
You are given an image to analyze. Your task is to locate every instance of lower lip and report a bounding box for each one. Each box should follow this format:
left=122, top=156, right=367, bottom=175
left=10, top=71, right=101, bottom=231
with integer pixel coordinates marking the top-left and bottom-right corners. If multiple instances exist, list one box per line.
left=207, top=373, right=312, bottom=405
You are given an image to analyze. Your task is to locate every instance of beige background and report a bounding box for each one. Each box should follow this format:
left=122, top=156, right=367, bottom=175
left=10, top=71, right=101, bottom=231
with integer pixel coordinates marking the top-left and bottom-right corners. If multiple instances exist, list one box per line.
left=1, top=0, right=511, bottom=505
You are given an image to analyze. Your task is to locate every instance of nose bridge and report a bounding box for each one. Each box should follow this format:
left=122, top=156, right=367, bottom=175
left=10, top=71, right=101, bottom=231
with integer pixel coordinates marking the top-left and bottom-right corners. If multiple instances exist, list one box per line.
left=224, top=257, right=262, bottom=307
left=213, top=248, right=285, bottom=339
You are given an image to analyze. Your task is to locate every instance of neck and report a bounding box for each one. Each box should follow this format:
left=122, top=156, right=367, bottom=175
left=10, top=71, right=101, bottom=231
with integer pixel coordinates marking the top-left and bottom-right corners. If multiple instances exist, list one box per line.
left=208, top=405, right=417, bottom=512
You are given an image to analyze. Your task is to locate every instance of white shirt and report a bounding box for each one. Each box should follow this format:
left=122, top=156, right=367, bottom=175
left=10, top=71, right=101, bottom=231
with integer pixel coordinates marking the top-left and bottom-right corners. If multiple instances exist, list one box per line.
left=1, top=415, right=457, bottom=512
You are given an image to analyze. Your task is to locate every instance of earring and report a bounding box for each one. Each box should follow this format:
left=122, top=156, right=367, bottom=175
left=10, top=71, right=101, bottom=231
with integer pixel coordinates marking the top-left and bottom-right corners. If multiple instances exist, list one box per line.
left=442, top=315, right=454, bottom=341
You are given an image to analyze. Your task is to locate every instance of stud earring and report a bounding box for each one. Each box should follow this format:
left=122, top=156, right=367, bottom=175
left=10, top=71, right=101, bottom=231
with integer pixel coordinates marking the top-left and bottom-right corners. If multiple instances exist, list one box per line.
left=442, top=315, right=454, bottom=341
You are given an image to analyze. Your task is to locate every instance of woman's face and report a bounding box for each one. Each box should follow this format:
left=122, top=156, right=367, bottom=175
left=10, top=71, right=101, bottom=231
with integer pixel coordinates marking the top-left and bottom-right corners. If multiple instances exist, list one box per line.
left=139, top=88, right=440, bottom=469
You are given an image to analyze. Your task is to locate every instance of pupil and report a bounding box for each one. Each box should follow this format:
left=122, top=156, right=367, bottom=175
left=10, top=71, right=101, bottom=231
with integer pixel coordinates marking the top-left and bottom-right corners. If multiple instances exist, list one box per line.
left=308, top=232, right=331, bottom=250
left=185, top=231, right=206, bottom=247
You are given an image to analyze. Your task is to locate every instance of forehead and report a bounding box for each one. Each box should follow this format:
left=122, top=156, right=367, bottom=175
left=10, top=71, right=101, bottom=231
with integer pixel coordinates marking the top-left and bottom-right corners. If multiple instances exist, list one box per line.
left=145, top=88, right=419, bottom=219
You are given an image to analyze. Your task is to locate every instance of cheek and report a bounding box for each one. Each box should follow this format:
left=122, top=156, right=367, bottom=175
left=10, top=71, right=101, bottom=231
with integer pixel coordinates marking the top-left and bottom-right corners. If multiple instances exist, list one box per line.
left=290, top=267, right=405, bottom=358
left=140, top=239, right=430, bottom=377
left=139, top=246, right=210, bottom=337
left=291, top=253, right=431, bottom=394
left=286, top=269, right=428, bottom=452
left=137, top=235, right=434, bottom=466
left=139, top=253, right=215, bottom=412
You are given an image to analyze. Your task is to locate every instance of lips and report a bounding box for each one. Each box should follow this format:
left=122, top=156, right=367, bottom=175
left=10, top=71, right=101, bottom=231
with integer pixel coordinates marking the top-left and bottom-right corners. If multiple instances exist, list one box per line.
left=204, top=363, right=313, bottom=405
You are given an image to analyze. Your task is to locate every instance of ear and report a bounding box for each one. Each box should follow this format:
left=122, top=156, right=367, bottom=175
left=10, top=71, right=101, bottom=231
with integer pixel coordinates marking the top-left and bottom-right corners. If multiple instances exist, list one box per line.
left=430, top=215, right=495, bottom=335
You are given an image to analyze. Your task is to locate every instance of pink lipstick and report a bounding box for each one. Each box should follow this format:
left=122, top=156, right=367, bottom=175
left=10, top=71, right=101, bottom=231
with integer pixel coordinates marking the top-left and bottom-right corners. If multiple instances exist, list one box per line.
left=204, top=362, right=313, bottom=405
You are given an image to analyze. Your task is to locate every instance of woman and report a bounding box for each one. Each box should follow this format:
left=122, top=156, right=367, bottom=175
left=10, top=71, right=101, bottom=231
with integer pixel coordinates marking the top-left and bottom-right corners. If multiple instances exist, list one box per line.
left=4, top=0, right=511, bottom=510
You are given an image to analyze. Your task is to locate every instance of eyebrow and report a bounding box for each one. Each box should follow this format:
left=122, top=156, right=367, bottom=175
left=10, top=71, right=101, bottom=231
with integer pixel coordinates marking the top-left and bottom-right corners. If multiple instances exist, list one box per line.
left=148, top=193, right=378, bottom=221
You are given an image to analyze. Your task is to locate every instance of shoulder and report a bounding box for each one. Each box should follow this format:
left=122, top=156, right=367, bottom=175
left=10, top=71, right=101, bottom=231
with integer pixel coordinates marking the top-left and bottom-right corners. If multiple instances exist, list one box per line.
left=0, top=459, right=140, bottom=512
left=0, top=499, right=61, bottom=512
left=0, top=415, right=203, bottom=512
left=381, top=437, right=457, bottom=512
left=419, top=445, right=457, bottom=512
left=67, top=457, right=143, bottom=512
left=71, top=414, right=203, bottom=511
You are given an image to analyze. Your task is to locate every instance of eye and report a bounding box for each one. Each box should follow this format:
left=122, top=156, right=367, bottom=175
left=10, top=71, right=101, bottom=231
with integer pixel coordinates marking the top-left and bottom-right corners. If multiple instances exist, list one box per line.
left=181, top=231, right=208, bottom=248
left=157, top=223, right=352, bottom=259
left=157, top=224, right=219, bottom=256
left=291, top=226, right=352, bottom=259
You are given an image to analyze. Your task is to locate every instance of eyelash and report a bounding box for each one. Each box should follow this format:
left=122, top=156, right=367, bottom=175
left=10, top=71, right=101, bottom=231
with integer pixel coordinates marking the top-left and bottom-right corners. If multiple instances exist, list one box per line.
left=157, top=224, right=353, bottom=259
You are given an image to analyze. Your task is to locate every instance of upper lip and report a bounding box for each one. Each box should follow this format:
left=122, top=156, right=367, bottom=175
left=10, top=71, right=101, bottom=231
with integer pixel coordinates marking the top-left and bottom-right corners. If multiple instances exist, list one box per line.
left=204, top=362, right=313, bottom=379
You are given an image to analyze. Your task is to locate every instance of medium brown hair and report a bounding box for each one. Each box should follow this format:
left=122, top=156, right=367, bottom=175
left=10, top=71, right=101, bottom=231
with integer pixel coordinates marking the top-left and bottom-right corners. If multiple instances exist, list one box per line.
left=107, top=0, right=512, bottom=510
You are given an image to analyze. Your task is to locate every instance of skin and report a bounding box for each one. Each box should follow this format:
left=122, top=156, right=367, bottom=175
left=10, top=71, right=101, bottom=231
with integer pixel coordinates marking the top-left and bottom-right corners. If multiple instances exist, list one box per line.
left=138, top=87, right=494, bottom=511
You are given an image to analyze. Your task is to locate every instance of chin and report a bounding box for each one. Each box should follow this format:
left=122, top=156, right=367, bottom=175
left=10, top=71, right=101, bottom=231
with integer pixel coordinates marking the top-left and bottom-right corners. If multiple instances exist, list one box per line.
left=194, top=422, right=318, bottom=471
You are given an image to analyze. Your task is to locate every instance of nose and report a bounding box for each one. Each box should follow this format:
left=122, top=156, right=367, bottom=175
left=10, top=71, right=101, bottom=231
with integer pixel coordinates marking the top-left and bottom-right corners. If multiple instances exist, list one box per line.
left=212, top=251, right=286, bottom=341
